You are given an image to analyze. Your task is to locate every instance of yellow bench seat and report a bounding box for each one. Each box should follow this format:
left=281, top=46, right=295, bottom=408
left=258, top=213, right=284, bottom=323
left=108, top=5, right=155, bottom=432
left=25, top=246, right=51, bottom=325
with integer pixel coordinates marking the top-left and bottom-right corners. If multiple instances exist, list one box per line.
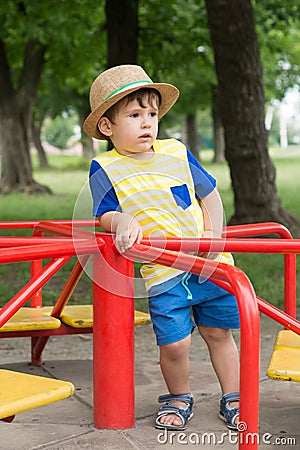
left=43, top=304, right=151, bottom=327
left=274, top=329, right=300, bottom=350
left=0, top=369, right=74, bottom=420
left=0, top=305, right=151, bottom=334
left=0, top=307, right=61, bottom=332
left=267, top=330, right=300, bottom=382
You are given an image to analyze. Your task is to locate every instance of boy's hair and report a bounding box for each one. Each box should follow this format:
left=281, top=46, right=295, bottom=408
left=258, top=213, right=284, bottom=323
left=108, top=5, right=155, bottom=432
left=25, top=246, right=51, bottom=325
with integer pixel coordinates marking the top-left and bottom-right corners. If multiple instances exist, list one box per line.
left=103, top=88, right=162, bottom=124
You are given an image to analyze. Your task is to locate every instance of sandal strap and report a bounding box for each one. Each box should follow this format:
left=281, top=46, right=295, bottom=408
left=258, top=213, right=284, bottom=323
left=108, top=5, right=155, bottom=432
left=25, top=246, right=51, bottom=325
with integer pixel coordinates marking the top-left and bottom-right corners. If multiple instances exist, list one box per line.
left=221, top=392, right=240, bottom=404
left=155, top=395, right=194, bottom=430
left=219, top=392, right=240, bottom=429
left=156, top=408, right=186, bottom=423
left=158, top=393, right=194, bottom=405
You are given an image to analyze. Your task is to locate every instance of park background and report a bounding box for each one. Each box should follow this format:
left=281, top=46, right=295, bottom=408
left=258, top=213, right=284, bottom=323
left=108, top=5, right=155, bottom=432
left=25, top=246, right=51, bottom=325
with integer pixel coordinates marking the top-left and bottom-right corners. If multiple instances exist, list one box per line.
left=0, top=0, right=299, bottom=311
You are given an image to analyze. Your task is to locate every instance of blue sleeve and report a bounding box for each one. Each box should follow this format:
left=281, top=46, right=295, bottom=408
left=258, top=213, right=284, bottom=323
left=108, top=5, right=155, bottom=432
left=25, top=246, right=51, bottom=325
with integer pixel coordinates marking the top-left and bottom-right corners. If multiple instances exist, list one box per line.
left=186, top=148, right=216, bottom=198
left=89, top=160, right=120, bottom=216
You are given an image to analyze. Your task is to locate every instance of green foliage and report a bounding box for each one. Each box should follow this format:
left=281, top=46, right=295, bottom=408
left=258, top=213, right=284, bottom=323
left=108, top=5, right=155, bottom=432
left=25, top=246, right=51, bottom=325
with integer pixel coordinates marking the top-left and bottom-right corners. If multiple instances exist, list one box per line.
left=253, top=0, right=300, bottom=101
left=0, top=0, right=106, bottom=117
left=139, top=0, right=214, bottom=117
left=43, top=114, right=77, bottom=150
left=1, top=0, right=299, bottom=146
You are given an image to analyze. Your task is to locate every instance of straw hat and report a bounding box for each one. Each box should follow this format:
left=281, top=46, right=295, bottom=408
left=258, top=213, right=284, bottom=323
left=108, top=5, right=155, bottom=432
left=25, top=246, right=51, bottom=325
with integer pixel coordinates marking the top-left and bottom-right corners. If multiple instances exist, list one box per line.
left=83, top=65, right=180, bottom=140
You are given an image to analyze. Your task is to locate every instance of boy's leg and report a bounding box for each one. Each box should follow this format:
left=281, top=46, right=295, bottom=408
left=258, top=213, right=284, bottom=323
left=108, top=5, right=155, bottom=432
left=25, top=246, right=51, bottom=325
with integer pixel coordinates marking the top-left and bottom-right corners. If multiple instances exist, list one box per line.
left=158, top=334, right=191, bottom=427
left=198, top=325, right=239, bottom=420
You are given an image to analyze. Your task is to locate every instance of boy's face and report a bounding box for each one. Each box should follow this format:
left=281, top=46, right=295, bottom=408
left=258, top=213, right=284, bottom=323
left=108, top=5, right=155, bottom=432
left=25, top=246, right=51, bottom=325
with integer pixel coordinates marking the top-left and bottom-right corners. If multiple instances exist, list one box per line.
left=98, top=98, right=159, bottom=158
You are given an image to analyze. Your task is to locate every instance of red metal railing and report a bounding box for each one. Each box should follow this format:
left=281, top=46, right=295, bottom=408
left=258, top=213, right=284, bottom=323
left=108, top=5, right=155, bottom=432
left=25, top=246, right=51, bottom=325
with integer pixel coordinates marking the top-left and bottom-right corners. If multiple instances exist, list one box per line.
left=0, top=220, right=299, bottom=450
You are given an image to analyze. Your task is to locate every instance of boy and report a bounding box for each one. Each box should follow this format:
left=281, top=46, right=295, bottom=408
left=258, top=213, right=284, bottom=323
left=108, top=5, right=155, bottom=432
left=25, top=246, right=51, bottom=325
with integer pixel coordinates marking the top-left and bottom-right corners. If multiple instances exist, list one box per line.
left=84, top=65, right=240, bottom=431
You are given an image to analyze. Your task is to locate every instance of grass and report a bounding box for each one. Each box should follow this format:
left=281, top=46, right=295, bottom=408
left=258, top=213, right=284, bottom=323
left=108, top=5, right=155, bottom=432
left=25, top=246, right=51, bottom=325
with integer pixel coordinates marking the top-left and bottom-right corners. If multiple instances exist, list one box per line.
left=0, top=148, right=300, bottom=310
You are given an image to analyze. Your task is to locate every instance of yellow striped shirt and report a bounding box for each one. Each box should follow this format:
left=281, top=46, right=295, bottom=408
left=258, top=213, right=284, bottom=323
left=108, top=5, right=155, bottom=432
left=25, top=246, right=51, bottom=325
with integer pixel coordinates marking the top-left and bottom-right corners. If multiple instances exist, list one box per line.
left=90, top=139, right=233, bottom=289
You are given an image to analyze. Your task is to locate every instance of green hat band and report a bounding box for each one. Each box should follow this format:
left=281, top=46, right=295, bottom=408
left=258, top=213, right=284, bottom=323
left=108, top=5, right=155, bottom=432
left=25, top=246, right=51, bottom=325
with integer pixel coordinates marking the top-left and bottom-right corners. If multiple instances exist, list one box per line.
left=104, top=80, right=153, bottom=101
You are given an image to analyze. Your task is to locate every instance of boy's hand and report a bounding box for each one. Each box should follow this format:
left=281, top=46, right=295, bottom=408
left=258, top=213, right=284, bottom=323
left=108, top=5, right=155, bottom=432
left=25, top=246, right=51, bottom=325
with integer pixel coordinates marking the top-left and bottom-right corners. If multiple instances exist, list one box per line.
left=114, top=213, right=143, bottom=253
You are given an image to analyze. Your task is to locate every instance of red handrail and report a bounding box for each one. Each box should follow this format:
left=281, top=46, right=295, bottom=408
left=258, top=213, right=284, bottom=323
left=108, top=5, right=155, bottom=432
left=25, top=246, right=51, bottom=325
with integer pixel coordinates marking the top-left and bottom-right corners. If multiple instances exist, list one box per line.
left=126, top=243, right=260, bottom=448
left=0, top=220, right=298, bottom=449
left=0, top=257, right=71, bottom=327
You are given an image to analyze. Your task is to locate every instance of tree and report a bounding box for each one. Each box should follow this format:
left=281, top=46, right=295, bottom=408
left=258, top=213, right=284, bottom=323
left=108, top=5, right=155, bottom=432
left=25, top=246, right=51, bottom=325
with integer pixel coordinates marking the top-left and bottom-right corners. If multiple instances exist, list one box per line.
left=105, top=0, right=139, bottom=68
left=205, top=0, right=300, bottom=233
left=254, top=1, right=300, bottom=102
left=43, top=115, right=76, bottom=151
left=0, top=0, right=103, bottom=193
left=139, top=0, right=215, bottom=159
left=0, top=37, right=50, bottom=193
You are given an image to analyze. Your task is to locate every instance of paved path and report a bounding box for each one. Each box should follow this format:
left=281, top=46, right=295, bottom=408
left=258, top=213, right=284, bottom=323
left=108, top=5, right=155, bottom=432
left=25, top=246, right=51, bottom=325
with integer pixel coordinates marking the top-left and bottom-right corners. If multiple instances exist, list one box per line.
left=0, top=315, right=299, bottom=449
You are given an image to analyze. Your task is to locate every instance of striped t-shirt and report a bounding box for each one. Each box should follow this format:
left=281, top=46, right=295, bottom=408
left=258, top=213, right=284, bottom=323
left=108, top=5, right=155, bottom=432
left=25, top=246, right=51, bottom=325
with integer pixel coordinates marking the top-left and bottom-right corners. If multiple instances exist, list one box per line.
left=89, top=139, right=233, bottom=289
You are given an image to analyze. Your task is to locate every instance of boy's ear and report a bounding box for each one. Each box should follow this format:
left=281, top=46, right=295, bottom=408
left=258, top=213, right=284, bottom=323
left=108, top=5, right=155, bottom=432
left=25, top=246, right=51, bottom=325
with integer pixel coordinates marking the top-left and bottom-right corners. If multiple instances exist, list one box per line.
left=98, top=117, right=113, bottom=137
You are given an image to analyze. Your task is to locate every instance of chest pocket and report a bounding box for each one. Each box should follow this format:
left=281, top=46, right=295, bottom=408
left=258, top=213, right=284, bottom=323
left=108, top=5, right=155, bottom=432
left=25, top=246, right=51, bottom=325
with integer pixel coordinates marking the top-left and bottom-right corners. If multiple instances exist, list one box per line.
left=170, top=184, right=192, bottom=210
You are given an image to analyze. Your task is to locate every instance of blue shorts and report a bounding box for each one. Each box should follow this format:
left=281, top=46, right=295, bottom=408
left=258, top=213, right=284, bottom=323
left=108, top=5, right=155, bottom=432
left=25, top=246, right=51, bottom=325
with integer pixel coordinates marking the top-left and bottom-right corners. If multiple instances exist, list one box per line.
left=148, top=273, right=240, bottom=346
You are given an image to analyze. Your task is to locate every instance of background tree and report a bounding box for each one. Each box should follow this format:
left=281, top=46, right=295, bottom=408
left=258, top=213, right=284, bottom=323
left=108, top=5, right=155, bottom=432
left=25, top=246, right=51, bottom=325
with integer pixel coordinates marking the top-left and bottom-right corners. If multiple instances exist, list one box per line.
left=205, top=0, right=300, bottom=233
left=254, top=0, right=300, bottom=102
left=0, top=0, right=103, bottom=193
left=105, top=0, right=139, bottom=68
left=139, top=0, right=214, bottom=159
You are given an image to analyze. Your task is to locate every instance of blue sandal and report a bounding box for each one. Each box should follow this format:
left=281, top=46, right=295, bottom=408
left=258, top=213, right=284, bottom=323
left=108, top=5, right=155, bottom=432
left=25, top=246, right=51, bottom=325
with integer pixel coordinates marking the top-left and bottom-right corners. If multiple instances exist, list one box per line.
left=155, top=393, right=194, bottom=431
left=219, top=392, right=240, bottom=430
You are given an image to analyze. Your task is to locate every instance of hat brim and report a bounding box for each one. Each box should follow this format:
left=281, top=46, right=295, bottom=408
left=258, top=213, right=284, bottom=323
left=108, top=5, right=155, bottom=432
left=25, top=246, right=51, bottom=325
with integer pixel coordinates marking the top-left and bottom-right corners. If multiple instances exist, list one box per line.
left=83, top=82, right=179, bottom=140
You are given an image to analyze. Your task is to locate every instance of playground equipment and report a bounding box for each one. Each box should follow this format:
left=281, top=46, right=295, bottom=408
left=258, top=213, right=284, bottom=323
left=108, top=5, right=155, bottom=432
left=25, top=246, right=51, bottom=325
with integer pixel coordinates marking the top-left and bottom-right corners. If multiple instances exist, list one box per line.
left=0, top=369, right=74, bottom=423
left=267, top=329, right=300, bottom=381
left=0, top=220, right=299, bottom=450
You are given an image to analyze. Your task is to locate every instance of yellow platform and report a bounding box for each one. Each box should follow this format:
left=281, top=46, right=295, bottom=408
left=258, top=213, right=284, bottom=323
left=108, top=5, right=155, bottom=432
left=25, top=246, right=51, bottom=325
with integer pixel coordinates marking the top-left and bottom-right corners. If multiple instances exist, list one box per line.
left=274, top=329, right=300, bottom=350
left=0, top=369, right=74, bottom=420
left=0, top=307, right=61, bottom=332
left=44, top=305, right=151, bottom=328
left=267, top=330, right=300, bottom=382
left=134, top=309, right=152, bottom=325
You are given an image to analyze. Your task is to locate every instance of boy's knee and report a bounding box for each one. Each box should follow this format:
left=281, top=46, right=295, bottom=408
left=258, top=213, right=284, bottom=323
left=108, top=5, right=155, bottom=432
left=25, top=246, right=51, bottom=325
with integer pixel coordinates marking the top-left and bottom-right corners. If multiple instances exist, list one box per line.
left=198, top=325, right=231, bottom=343
left=160, top=337, right=190, bottom=360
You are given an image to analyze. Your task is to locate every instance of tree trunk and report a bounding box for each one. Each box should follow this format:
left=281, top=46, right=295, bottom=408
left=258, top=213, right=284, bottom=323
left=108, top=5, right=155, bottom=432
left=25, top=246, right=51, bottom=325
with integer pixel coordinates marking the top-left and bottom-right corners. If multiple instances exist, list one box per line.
left=32, top=121, right=50, bottom=168
left=205, top=0, right=300, bottom=234
left=78, top=106, right=95, bottom=160
left=0, top=40, right=51, bottom=194
left=186, top=114, right=200, bottom=161
left=105, top=0, right=139, bottom=67
left=212, top=85, right=225, bottom=162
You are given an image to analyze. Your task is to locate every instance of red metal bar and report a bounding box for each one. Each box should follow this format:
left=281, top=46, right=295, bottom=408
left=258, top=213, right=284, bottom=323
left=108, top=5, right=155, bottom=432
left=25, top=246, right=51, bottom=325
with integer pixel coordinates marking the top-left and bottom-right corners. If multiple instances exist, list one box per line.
left=141, top=236, right=300, bottom=253
left=31, top=255, right=91, bottom=364
left=256, top=297, right=299, bottom=333
left=35, top=221, right=95, bottom=239
left=212, top=279, right=300, bottom=335
left=92, top=234, right=135, bottom=429
left=141, top=233, right=298, bottom=319
left=51, top=255, right=91, bottom=317
left=223, top=222, right=293, bottom=239
left=0, top=257, right=71, bottom=327
left=0, top=240, right=102, bottom=264
left=283, top=252, right=297, bottom=318
left=126, top=243, right=260, bottom=448
left=0, top=237, right=76, bottom=247
left=30, top=229, right=45, bottom=365
left=0, top=220, right=99, bottom=230
left=31, top=229, right=44, bottom=308
left=224, top=223, right=297, bottom=319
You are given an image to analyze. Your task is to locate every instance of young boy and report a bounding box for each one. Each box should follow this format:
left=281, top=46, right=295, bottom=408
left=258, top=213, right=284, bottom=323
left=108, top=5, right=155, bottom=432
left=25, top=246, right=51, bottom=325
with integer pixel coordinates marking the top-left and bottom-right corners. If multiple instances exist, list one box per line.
left=84, top=65, right=240, bottom=431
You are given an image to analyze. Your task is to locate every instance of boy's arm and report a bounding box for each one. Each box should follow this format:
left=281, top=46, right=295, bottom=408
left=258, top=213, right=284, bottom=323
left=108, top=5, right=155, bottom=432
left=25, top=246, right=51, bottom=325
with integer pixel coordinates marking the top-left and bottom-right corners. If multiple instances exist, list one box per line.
left=200, top=187, right=224, bottom=237
left=198, top=187, right=224, bottom=259
left=99, top=211, right=143, bottom=254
